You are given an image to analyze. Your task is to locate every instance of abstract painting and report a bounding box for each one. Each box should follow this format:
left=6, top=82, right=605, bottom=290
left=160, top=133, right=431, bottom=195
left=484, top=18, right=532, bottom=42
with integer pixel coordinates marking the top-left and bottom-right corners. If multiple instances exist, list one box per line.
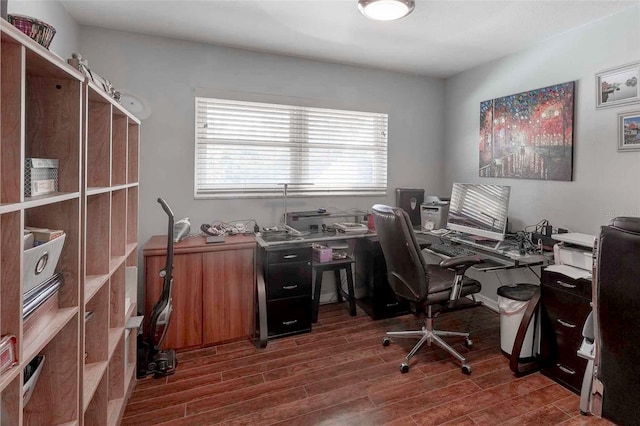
left=479, top=82, right=575, bottom=181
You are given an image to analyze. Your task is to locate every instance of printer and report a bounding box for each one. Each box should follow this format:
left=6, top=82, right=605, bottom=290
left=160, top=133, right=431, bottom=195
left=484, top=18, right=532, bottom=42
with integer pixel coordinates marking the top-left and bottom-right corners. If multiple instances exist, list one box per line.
left=420, top=196, right=450, bottom=231
left=551, top=233, right=596, bottom=271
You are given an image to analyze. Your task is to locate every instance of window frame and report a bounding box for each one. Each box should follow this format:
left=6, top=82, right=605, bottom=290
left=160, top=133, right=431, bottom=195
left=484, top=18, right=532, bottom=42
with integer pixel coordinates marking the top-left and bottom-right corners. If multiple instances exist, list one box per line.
left=194, top=92, right=389, bottom=199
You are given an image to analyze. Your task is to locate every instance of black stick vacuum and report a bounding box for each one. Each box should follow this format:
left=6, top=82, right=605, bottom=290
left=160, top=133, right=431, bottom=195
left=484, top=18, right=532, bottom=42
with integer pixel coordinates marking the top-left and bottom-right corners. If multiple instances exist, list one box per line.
left=137, top=198, right=177, bottom=378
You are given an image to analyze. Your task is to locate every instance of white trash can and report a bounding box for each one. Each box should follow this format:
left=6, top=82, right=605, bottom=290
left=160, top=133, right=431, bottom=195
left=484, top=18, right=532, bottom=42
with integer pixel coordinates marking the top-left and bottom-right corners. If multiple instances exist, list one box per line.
left=497, top=284, right=538, bottom=359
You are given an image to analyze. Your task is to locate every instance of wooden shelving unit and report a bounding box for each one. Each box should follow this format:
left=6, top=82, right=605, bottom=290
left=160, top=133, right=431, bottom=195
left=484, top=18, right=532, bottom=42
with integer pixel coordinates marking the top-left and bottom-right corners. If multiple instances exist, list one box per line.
left=82, top=80, right=140, bottom=426
left=1, top=19, right=83, bottom=425
left=1, top=18, right=140, bottom=425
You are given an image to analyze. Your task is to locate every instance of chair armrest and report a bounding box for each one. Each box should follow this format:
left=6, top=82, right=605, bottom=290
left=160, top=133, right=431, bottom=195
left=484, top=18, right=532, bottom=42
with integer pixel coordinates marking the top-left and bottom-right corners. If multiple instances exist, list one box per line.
left=439, top=255, right=481, bottom=273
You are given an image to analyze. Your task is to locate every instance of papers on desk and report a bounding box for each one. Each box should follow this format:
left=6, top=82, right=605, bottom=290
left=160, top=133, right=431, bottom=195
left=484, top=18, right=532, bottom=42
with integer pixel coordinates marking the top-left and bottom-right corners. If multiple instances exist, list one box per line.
left=545, top=264, right=592, bottom=280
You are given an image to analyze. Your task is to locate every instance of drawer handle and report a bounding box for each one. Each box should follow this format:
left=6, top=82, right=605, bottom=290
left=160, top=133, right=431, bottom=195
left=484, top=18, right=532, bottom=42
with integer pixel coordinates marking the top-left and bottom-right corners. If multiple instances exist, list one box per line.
left=282, top=285, right=298, bottom=290
left=283, top=254, right=298, bottom=259
left=556, top=280, right=576, bottom=289
left=386, top=302, right=399, bottom=307
left=557, top=319, right=576, bottom=328
left=557, top=364, right=576, bottom=375
left=282, top=320, right=298, bottom=326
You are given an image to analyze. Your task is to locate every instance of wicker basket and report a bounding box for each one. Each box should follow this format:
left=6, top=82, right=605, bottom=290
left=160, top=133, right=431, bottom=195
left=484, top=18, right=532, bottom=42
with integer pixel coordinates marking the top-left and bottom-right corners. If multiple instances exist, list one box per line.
left=8, top=14, right=56, bottom=49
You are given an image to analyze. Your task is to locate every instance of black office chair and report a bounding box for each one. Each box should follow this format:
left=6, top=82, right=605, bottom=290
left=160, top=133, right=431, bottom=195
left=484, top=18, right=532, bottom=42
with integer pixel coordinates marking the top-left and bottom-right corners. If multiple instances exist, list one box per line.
left=371, top=204, right=482, bottom=374
left=581, top=217, right=640, bottom=423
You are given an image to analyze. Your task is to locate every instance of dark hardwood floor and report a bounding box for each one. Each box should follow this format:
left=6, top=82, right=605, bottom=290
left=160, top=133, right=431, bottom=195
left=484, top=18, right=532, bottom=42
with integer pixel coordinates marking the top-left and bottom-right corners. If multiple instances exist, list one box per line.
left=123, top=303, right=612, bottom=426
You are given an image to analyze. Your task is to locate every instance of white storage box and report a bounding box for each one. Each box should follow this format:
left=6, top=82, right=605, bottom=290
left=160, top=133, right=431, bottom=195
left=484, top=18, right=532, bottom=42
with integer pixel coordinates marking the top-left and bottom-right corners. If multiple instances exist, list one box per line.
left=24, top=158, right=59, bottom=197
left=23, top=234, right=65, bottom=295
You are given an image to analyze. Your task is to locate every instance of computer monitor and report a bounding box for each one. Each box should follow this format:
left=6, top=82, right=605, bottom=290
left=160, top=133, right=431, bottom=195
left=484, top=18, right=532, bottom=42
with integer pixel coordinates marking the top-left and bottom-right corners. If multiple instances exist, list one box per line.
left=446, top=183, right=511, bottom=241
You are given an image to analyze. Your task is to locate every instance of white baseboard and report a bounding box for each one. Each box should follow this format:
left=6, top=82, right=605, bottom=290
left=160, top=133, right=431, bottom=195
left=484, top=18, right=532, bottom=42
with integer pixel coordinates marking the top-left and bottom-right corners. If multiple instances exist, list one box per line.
left=473, top=293, right=499, bottom=313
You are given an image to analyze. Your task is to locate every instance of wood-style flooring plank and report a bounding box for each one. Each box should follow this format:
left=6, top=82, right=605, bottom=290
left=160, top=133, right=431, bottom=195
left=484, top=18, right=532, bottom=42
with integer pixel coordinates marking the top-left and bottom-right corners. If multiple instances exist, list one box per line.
left=123, top=303, right=600, bottom=426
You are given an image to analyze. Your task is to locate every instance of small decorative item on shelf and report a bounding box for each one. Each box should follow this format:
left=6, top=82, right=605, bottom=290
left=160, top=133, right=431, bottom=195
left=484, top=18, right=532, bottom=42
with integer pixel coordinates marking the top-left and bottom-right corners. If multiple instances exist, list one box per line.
left=24, top=158, right=58, bottom=197
left=68, top=52, right=122, bottom=102
left=7, top=14, right=56, bottom=49
left=0, top=335, right=18, bottom=374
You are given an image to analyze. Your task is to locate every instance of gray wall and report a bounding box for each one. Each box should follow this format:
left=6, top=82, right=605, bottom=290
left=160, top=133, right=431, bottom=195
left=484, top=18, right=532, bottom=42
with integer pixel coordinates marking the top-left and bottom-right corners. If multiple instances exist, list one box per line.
left=78, top=27, right=446, bottom=247
left=442, top=5, right=640, bottom=303
left=7, top=0, right=79, bottom=59
left=443, top=5, right=640, bottom=236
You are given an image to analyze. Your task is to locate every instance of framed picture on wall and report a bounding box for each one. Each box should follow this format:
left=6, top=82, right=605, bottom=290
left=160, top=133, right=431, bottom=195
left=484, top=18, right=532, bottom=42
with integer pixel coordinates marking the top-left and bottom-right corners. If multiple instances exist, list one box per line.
left=618, top=110, right=640, bottom=151
left=596, top=61, right=640, bottom=109
left=479, top=81, right=575, bottom=181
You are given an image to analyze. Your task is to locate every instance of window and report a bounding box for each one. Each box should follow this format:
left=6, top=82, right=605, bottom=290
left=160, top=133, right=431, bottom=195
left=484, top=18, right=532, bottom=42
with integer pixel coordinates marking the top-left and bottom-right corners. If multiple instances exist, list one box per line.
left=195, top=97, right=388, bottom=198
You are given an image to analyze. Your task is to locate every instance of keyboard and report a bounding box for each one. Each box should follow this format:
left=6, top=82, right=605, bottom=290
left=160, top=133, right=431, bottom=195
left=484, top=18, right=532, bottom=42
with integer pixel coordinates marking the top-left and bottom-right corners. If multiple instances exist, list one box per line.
left=428, top=242, right=477, bottom=257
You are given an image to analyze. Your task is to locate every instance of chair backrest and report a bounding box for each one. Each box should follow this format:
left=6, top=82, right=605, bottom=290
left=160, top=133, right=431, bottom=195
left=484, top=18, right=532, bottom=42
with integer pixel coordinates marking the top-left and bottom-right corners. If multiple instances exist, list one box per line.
left=595, top=216, right=640, bottom=424
left=371, top=204, right=429, bottom=303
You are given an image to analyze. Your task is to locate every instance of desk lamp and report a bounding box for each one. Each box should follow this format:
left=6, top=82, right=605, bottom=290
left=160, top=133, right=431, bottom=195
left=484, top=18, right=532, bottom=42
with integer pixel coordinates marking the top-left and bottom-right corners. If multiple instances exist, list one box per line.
left=277, top=182, right=313, bottom=234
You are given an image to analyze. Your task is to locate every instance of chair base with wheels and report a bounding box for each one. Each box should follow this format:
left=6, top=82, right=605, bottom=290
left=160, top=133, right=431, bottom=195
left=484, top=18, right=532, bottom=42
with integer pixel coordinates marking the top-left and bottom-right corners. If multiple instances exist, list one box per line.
left=382, top=304, right=474, bottom=374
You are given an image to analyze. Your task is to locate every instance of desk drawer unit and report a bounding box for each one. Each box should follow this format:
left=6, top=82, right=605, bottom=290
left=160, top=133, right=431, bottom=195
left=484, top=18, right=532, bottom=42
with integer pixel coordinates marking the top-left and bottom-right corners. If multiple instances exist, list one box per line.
left=540, top=270, right=592, bottom=394
left=266, top=262, right=312, bottom=299
left=264, top=246, right=312, bottom=338
left=267, top=297, right=312, bottom=337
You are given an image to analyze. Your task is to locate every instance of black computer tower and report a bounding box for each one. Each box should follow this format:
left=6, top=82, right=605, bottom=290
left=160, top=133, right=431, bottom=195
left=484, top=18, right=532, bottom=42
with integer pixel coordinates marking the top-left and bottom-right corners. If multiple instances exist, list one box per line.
left=395, top=188, right=424, bottom=227
left=354, top=238, right=409, bottom=320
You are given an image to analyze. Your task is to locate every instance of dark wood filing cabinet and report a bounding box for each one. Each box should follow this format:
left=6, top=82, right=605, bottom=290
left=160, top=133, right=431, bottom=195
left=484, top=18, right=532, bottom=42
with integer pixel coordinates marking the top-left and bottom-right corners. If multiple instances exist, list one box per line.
left=539, top=269, right=592, bottom=394
left=263, top=246, right=313, bottom=337
left=354, top=238, right=409, bottom=320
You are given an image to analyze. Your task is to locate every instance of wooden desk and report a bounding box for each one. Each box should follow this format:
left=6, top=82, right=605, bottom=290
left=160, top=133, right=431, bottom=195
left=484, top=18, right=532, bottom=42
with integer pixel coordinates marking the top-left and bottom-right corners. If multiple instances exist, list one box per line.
left=143, top=235, right=256, bottom=350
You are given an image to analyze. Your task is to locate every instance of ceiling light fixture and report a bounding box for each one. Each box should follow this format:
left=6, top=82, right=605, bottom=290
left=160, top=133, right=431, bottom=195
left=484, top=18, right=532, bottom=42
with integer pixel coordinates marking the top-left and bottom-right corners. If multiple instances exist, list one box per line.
left=358, top=0, right=415, bottom=21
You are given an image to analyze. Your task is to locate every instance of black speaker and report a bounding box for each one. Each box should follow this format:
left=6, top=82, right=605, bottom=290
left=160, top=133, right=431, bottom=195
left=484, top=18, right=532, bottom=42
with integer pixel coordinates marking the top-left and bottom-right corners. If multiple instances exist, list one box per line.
left=395, top=188, right=424, bottom=227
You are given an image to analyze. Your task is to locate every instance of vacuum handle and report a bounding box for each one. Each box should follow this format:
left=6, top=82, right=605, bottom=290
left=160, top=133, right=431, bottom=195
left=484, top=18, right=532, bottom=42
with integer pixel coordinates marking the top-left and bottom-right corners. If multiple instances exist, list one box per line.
left=157, top=198, right=174, bottom=301
left=157, top=198, right=174, bottom=220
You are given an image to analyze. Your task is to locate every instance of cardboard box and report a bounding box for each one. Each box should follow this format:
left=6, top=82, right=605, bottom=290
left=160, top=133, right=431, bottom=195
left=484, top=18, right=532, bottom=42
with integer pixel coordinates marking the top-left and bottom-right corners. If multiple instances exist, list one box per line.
left=24, top=226, right=64, bottom=244
left=312, top=245, right=332, bottom=263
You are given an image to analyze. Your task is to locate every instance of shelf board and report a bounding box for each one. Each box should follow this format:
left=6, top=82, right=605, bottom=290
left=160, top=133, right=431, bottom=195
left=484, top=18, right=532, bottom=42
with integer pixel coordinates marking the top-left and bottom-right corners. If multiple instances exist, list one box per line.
left=108, top=327, right=124, bottom=359
left=84, top=274, right=110, bottom=304
left=110, top=183, right=130, bottom=192
left=22, top=192, right=81, bottom=210
left=107, top=397, right=124, bottom=425
left=125, top=302, right=137, bottom=322
left=125, top=363, right=136, bottom=392
left=86, top=187, right=111, bottom=196
left=83, top=361, right=108, bottom=412
left=0, top=364, right=22, bottom=393
left=87, top=82, right=140, bottom=124
left=109, top=255, right=126, bottom=274
left=23, top=306, right=78, bottom=364
left=0, top=201, right=21, bottom=215
left=126, top=243, right=137, bottom=258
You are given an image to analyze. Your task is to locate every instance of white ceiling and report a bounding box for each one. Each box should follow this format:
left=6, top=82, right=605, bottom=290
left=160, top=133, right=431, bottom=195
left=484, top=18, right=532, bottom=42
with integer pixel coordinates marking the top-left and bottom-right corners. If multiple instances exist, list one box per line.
left=61, top=0, right=639, bottom=78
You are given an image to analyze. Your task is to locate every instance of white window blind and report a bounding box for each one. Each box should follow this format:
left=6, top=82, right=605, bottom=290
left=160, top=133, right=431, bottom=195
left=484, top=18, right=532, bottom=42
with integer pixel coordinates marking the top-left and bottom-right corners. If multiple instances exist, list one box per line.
left=195, top=97, right=388, bottom=198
